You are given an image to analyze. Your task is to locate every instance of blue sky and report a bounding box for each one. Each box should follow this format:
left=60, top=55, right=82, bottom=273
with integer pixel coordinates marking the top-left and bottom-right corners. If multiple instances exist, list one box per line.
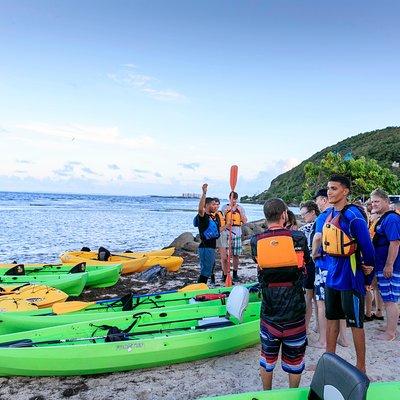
left=1, top=0, right=399, bottom=197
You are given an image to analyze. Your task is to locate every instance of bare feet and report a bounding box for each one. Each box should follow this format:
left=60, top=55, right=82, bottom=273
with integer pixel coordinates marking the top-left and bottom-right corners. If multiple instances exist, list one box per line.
left=374, top=333, right=396, bottom=341
left=337, top=337, right=350, bottom=347
left=308, top=340, right=326, bottom=349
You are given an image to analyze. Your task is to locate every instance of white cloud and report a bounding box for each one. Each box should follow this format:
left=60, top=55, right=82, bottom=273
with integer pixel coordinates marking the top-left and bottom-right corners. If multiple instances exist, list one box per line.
left=108, top=65, right=186, bottom=102
left=178, top=162, right=200, bottom=171
left=14, top=122, right=155, bottom=150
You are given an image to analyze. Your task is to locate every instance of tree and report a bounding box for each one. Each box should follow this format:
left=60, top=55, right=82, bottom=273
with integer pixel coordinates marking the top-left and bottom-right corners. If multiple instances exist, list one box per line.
left=303, top=152, right=400, bottom=200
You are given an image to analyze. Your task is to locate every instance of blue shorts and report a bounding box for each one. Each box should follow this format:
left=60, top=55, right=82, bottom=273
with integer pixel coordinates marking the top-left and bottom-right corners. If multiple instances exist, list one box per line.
left=198, top=247, right=216, bottom=277
left=376, top=271, right=400, bottom=303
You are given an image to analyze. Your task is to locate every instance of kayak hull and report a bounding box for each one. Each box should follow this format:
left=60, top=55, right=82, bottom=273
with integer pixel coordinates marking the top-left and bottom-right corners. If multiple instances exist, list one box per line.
left=199, top=382, right=400, bottom=400
left=0, top=303, right=260, bottom=376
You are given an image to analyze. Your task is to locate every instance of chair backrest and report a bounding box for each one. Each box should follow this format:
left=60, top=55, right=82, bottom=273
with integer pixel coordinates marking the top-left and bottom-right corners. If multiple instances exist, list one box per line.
left=226, top=285, right=249, bottom=322
left=308, top=352, right=370, bottom=400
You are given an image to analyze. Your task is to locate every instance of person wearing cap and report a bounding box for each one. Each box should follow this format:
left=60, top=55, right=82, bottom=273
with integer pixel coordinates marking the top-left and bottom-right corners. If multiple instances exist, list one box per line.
left=311, top=188, right=349, bottom=348
left=321, top=175, right=375, bottom=373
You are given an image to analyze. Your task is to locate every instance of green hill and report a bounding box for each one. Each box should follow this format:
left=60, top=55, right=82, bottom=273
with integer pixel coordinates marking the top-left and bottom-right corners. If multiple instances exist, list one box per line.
left=243, top=126, right=400, bottom=204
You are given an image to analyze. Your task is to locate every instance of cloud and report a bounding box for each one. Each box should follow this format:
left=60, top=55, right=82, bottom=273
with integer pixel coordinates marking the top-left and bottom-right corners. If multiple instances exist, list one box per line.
left=81, top=167, right=101, bottom=176
left=179, top=162, right=200, bottom=171
left=133, top=168, right=150, bottom=174
left=67, top=161, right=82, bottom=166
left=108, top=164, right=120, bottom=170
left=14, top=122, right=155, bottom=150
left=154, top=172, right=162, bottom=178
left=108, top=66, right=186, bottom=102
left=16, top=159, right=33, bottom=164
left=15, top=170, right=28, bottom=174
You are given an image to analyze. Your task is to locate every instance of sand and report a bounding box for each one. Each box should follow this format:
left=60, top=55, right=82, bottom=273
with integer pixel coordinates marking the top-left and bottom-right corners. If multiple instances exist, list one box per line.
left=0, top=252, right=399, bottom=400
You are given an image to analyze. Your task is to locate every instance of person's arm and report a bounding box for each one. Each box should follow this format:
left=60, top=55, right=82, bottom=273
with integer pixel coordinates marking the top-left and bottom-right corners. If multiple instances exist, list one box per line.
left=350, top=217, right=375, bottom=268
left=250, top=235, right=258, bottom=264
left=198, top=184, right=207, bottom=217
left=383, top=240, right=400, bottom=278
left=238, top=205, right=248, bottom=224
left=311, top=232, right=322, bottom=260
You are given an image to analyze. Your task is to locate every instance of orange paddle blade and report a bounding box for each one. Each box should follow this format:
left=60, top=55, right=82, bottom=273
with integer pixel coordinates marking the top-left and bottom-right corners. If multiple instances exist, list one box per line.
left=225, top=273, right=232, bottom=287
left=230, top=165, right=238, bottom=191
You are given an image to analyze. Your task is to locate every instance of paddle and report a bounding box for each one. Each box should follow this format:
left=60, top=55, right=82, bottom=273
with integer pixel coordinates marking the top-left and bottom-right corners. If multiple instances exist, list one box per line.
left=52, top=282, right=209, bottom=314
left=0, top=313, right=234, bottom=348
left=225, top=165, right=238, bottom=287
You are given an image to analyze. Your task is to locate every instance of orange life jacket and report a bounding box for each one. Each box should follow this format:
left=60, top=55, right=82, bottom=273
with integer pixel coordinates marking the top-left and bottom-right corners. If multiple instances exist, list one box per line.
left=215, top=210, right=226, bottom=229
left=224, top=206, right=242, bottom=226
left=322, top=209, right=357, bottom=257
left=256, top=230, right=304, bottom=269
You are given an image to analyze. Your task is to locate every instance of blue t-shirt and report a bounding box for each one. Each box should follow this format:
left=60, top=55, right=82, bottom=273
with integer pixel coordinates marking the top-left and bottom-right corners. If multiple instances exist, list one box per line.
left=314, top=209, right=329, bottom=271
left=373, top=212, right=400, bottom=272
left=324, top=205, right=375, bottom=294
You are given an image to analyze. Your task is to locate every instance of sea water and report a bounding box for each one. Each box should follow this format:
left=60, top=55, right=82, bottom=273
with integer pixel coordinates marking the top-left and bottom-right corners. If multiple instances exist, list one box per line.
left=0, top=192, right=267, bottom=263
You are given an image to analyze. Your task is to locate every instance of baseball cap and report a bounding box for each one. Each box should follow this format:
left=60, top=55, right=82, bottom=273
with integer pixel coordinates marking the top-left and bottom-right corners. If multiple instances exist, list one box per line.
left=313, top=188, right=328, bottom=199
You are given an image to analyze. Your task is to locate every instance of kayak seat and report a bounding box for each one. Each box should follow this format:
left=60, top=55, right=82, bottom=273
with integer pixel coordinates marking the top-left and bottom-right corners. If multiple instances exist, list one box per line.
left=308, top=352, right=370, bottom=400
left=226, top=285, right=250, bottom=322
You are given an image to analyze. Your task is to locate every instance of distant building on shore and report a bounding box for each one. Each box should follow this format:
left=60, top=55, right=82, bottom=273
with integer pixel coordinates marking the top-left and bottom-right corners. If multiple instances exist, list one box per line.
left=181, top=193, right=201, bottom=199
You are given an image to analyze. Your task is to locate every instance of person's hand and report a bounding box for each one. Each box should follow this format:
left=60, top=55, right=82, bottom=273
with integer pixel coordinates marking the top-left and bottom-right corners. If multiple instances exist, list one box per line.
left=362, top=265, right=374, bottom=275
left=365, top=285, right=372, bottom=292
left=383, top=264, right=393, bottom=278
left=202, top=183, right=208, bottom=195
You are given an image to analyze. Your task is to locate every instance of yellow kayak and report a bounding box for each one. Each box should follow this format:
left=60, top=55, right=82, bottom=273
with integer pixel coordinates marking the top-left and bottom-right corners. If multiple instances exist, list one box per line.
left=139, top=256, right=183, bottom=272
left=59, top=247, right=175, bottom=263
left=0, top=285, right=68, bottom=308
left=0, top=298, right=38, bottom=312
left=58, top=255, right=148, bottom=275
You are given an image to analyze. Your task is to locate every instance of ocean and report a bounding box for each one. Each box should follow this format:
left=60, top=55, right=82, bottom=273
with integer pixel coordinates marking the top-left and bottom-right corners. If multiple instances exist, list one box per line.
left=0, top=191, right=267, bottom=263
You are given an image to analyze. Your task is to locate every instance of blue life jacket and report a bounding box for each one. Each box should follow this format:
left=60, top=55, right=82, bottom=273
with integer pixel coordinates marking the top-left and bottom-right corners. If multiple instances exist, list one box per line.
left=193, top=214, right=220, bottom=240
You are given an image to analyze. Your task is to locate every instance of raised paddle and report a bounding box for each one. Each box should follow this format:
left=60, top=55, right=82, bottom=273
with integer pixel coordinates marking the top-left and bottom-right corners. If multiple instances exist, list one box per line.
left=225, top=165, right=238, bottom=287
left=52, top=282, right=209, bottom=314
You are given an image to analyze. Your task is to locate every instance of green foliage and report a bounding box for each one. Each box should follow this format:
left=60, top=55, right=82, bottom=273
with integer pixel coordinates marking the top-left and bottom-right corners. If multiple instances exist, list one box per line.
left=303, top=152, right=400, bottom=200
left=244, top=126, right=400, bottom=204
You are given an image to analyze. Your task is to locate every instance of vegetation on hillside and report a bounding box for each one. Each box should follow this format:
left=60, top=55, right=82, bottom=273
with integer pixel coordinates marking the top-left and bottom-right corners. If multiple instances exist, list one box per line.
left=303, top=152, right=400, bottom=200
left=242, top=126, right=400, bottom=204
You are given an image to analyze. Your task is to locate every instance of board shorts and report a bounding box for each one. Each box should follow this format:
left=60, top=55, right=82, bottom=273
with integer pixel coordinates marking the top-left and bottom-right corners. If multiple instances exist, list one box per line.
left=198, top=247, right=216, bottom=277
left=259, top=318, right=307, bottom=374
left=217, top=231, right=242, bottom=256
left=216, top=230, right=229, bottom=248
left=314, top=267, right=328, bottom=301
left=325, top=287, right=364, bottom=328
left=376, top=271, right=400, bottom=303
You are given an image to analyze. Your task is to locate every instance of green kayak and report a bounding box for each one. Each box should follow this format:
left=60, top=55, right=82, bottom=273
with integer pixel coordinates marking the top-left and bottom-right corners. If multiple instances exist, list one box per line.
left=0, top=301, right=260, bottom=376
left=0, top=284, right=261, bottom=335
left=0, top=263, right=122, bottom=288
left=0, top=272, right=87, bottom=297
left=199, top=382, right=400, bottom=400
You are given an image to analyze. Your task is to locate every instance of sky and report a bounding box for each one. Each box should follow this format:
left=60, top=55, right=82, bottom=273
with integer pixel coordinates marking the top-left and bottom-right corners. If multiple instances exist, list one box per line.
left=1, top=0, right=400, bottom=197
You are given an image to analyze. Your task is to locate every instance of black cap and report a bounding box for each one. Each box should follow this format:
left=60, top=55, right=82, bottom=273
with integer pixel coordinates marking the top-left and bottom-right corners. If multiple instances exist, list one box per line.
left=313, top=188, right=328, bottom=199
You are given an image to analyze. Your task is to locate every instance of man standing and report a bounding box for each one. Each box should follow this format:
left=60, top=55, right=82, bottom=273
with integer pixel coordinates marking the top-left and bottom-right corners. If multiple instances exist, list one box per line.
left=322, top=175, right=375, bottom=373
left=196, top=184, right=220, bottom=284
left=311, top=188, right=348, bottom=348
left=251, top=198, right=308, bottom=390
left=370, top=188, right=400, bottom=341
left=222, top=191, right=247, bottom=281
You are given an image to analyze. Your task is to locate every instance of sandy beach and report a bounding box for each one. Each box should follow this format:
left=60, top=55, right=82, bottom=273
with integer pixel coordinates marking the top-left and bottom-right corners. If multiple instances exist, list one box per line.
left=0, top=251, right=399, bottom=400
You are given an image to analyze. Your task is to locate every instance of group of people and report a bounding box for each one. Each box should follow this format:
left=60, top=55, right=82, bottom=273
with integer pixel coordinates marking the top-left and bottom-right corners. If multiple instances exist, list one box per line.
left=195, top=175, right=399, bottom=390
left=195, top=183, right=247, bottom=284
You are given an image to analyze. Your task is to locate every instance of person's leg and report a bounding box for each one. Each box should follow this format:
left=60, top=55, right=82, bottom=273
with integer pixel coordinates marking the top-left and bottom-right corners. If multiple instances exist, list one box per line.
left=376, top=302, right=398, bottom=340
left=372, top=276, right=384, bottom=318
left=281, top=318, right=306, bottom=389
left=219, top=246, right=228, bottom=276
left=337, top=320, right=349, bottom=347
left=342, top=290, right=366, bottom=373
left=325, top=287, right=344, bottom=353
left=365, top=289, right=373, bottom=319
left=288, top=373, right=302, bottom=388
left=305, top=289, right=314, bottom=333
left=198, top=247, right=214, bottom=283
left=314, top=300, right=326, bottom=348
left=260, top=368, right=273, bottom=390
left=351, top=327, right=366, bottom=373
